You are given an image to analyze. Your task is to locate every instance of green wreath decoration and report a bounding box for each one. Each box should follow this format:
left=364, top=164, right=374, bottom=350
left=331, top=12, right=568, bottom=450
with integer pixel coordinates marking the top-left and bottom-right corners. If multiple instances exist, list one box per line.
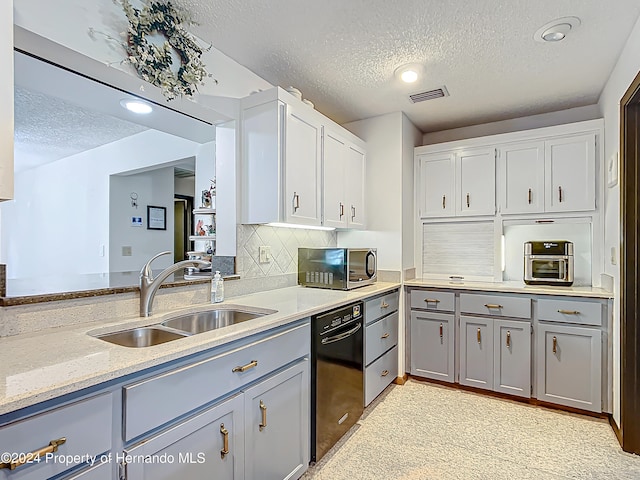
left=120, top=0, right=214, bottom=100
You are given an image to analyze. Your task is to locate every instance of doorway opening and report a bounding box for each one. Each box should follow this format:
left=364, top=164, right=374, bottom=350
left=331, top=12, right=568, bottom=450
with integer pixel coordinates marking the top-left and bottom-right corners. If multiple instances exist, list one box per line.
left=620, top=68, right=640, bottom=454
left=174, top=194, right=193, bottom=264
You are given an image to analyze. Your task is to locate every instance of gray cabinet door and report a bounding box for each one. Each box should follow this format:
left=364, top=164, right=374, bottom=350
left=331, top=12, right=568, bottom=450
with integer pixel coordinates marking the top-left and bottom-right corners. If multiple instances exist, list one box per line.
left=460, top=316, right=494, bottom=390
left=62, top=462, right=112, bottom=480
left=536, top=323, right=601, bottom=412
left=493, top=319, right=531, bottom=398
left=410, top=311, right=455, bottom=382
left=244, top=360, right=309, bottom=480
left=125, top=394, right=244, bottom=480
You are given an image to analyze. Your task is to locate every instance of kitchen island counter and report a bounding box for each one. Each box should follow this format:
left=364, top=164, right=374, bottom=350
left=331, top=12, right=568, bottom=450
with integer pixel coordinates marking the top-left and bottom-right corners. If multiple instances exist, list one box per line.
left=0, top=282, right=399, bottom=416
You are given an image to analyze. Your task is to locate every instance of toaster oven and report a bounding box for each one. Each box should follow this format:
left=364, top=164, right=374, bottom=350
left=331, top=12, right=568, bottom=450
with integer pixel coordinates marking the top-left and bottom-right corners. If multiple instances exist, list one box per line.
left=524, top=241, right=574, bottom=286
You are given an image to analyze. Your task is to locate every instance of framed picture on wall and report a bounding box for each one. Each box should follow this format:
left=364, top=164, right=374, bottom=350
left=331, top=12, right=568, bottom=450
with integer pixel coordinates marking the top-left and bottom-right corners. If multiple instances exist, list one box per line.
left=147, top=206, right=166, bottom=230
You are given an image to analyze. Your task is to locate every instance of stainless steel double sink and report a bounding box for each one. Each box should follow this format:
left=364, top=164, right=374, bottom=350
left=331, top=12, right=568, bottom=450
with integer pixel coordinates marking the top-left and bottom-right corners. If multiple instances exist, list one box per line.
left=93, top=307, right=277, bottom=348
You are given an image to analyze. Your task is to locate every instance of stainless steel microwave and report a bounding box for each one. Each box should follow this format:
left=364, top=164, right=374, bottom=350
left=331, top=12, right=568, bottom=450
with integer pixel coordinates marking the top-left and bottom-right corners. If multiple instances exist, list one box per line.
left=298, top=248, right=377, bottom=290
left=524, top=241, right=574, bottom=286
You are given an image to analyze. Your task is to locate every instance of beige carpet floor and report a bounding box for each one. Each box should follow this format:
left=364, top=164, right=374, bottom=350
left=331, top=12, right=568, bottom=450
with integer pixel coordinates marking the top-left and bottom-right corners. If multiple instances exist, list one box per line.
left=303, top=379, right=640, bottom=480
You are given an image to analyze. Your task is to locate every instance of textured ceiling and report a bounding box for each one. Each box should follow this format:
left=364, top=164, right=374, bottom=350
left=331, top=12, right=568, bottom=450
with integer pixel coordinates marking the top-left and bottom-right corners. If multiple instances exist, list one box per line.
left=176, top=0, right=640, bottom=132
left=14, top=86, right=147, bottom=173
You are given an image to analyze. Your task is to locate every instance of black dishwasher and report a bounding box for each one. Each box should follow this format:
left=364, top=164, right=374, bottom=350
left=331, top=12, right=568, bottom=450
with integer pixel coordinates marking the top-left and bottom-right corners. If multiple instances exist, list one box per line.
left=311, top=301, right=364, bottom=463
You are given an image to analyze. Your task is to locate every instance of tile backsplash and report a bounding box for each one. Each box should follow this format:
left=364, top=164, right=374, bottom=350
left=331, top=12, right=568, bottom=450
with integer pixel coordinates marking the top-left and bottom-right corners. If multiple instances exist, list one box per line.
left=236, top=225, right=337, bottom=278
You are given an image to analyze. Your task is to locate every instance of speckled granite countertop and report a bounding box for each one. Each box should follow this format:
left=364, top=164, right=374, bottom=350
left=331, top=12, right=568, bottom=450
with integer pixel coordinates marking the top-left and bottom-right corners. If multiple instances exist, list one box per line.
left=0, top=283, right=399, bottom=416
left=404, top=279, right=613, bottom=299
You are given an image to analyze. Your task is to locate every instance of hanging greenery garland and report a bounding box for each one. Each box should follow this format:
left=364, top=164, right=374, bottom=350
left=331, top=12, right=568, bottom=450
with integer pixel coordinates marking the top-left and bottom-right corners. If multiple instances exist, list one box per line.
left=119, top=0, right=214, bottom=100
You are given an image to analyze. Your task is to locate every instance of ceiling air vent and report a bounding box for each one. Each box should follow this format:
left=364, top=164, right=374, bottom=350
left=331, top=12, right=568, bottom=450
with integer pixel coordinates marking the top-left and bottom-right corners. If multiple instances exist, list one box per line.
left=409, top=86, right=449, bottom=104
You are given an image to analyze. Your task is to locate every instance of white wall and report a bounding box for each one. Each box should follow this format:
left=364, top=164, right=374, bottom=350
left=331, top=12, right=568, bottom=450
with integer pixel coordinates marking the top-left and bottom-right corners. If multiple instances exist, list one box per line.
left=0, top=0, right=13, bottom=202
left=598, top=14, right=640, bottom=427
left=422, top=105, right=601, bottom=145
left=13, top=0, right=272, bottom=101
left=402, top=114, right=422, bottom=274
left=0, top=130, right=202, bottom=277
left=340, top=112, right=404, bottom=270
left=174, top=176, right=195, bottom=197
left=109, top=167, right=175, bottom=272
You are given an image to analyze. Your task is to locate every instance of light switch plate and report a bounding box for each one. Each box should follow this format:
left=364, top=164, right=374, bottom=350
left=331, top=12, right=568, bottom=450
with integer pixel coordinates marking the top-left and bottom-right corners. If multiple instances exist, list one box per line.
left=259, top=246, right=271, bottom=263
left=122, top=246, right=132, bottom=256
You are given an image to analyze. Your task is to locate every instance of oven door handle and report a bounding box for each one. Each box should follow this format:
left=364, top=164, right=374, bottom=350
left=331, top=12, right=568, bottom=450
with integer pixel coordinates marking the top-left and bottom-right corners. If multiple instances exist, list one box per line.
left=321, top=322, right=362, bottom=344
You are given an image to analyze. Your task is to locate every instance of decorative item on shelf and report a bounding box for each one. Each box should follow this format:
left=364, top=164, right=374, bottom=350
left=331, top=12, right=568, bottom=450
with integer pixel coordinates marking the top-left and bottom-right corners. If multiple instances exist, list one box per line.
left=208, top=177, right=216, bottom=209
left=196, top=219, right=206, bottom=236
left=90, top=0, right=216, bottom=101
left=201, top=189, right=212, bottom=208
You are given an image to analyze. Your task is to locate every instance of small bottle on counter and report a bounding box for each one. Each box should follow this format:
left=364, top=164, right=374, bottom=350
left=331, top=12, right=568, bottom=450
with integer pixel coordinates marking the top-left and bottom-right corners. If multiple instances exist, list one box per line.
left=211, top=271, right=224, bottom=303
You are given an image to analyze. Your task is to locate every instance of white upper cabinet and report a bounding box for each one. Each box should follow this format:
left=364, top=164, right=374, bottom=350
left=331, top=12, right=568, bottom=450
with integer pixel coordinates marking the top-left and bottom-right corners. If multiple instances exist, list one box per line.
left=418, top=152, right=455, bottom=217
left=418, top=148, right=495, bottom=218
left=241, top=89, right=322, bottom=226
left=545, top=133, right=596, bottom=213
left=241, top=87, right=366, bottom=228
left=499, top=133, right=596, bottom=214
left=323, top=129, right=366, bottom=229
left=500, top=141, right=545, bottom=214
left=456, top=147, right=496, bottom=216
left=0, top=0, right=14, bottom=201
left=284, top=103, right=322, bottom=225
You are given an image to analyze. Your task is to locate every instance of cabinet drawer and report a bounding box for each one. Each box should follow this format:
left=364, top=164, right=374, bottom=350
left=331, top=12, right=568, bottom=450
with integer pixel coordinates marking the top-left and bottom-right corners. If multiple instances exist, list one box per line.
left=63, top=462, right=112, bottom=480
left=365, top=346, right=398, bottom=406
left=410, top=290, right=455, bottom=312
left=124, top=322, right=310, bottom=441
left=365, top=290, right=399, bottom=325
left=537, top=298, right=603, bottom=326
left=460, top=293, right=530, bottom=319
left=365, top=312, right=398, bottom=366
left=0, top=394, right=112, bottom=480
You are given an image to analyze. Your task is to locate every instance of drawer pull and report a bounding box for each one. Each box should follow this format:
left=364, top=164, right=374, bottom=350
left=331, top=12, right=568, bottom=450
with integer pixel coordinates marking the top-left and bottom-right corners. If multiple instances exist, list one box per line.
left=381, top=333, right=390, bottom=339
left=552, top=336, right=558, bottom=354
left=424, top=298, right=440, bottom=304
left=259, top=400, right=267, bottom=431
left=232, top=360, right=258, bottom=373
left=558, top=309, right=580, bottom=315
left=439, top=323, right=443, bottom=338
left=484, top=304, right=503, bottom=309
left=381, top=370, right=389, bottom=377
left=506, top=331, right=511, bottom=348
left=220, top=424, right=229, bottom=458
left=380, top=301, right=390, bottom=309
left=477, top=328, right=482, bottom=344
left=0, top=437, right=66, bottom=470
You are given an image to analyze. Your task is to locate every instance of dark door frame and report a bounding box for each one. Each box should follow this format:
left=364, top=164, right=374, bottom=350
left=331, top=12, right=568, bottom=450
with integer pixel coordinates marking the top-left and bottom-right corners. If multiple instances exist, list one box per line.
left=620, top=69, right=640, bottom=454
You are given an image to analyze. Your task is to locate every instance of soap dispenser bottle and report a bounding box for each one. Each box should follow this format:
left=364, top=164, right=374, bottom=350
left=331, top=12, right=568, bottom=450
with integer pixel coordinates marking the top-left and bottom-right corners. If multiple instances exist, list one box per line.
left=211, top=271, right=224, bottom=303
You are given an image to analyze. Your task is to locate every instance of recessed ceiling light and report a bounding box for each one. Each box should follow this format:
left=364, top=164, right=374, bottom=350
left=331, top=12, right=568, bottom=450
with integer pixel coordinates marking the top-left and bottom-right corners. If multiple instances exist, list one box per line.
left=534, top=16, right=581, bottom=43
left=395, top=63, right=423, bottom=84
left=120, top=99, right=153, bottom=114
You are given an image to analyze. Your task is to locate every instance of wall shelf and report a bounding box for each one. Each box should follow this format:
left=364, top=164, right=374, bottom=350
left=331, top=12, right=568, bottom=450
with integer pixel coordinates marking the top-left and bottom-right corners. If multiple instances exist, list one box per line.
left=193, top=208, right=216, bottom=215
left=189, top=235, right=216, bottom=241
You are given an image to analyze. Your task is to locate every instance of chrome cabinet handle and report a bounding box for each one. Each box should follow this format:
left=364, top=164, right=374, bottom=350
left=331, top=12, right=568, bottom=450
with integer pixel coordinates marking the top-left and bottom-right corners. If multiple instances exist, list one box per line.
left=259, top=400, right=267, bottom=431
left=558, top=186, right=563, bottom=203
left=552, top=336, right=558, bottom=354
left=0, top=438, right=66, bottom=470
left=558, top=309, right=580, bottom=315
left=477, top=328, right=482, bottom=344
left=442, top=195, right=446, bottom=209
left=484, top=303, right=503, bottom=309
left=466, top=193, right=470, bottom=208
left=528, top=188, right=532, bottom=204
left=220, top=424, right=229, bottom=458
left=506, top=331, right=511, bottom=348
left=232, top=360, right=258, bottom=373
left=381, top=332, right=390, bottom=339
left=339, top=202, right=344, bottom=218
left=381, top=370, right=389, bottom=377
left=293, top=192, right=300, bottom=212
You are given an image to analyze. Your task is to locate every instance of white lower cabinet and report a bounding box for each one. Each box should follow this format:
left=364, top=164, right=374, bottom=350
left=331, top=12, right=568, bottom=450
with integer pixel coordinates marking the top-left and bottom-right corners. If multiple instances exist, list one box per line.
left=536, top=323, right=601, bottom=412
left=460, top=316, right=530, bottom=397
left=410, top=311, right=455, bottom=383
left=63, top=463, right=112, bottom=480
